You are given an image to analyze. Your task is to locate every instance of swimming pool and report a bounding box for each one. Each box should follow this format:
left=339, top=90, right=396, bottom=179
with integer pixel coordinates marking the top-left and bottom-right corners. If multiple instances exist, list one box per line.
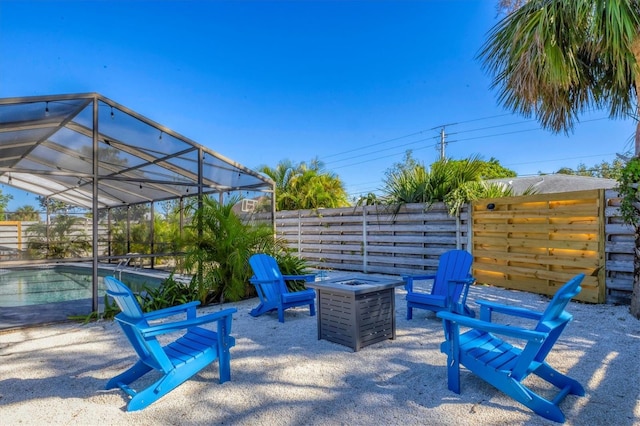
left=0, top=265, right=164, bottom=307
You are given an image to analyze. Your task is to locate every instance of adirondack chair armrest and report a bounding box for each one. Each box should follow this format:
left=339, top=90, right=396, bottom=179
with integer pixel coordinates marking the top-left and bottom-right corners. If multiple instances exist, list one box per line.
left=402, top=274, right=436, bottom=292
left=445, top=277, right=476, bottom=305
left=142, top=301, right=202, bottom=320
left=249, top=277, right=278, bottom=285
left=437, top=311, right=547, bottom=343
left=476, top=299, right=544, bottom=322
left=138, top=307, right=238, bottom=338
left=282, top=274, right=316, bottom=282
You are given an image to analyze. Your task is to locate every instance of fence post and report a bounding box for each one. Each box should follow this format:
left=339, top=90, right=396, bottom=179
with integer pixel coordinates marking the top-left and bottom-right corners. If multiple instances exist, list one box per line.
left=362, top=205, right=368, bottom=273
left=297, top=210, right=302, bottom=256
left=456, top=213, right=461, bottom=250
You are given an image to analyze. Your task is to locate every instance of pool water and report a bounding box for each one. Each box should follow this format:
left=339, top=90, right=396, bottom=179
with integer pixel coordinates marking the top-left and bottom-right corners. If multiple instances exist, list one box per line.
left=0, top=265, right=163, bottom=307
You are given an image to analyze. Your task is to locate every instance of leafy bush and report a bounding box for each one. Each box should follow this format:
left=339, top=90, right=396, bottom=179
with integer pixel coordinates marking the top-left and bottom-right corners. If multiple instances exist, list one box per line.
left=137, top=274, right=195, bottom=312
left=273, top=251, right=313, bottom=291
left=183, top=195, right=280, bottom=305
left=617, top=157, right=640, bottom=226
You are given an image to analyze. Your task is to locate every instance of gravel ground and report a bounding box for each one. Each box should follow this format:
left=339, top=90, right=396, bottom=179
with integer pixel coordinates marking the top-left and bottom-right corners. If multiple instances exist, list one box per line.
left=1, top=276, right=639, bottom=426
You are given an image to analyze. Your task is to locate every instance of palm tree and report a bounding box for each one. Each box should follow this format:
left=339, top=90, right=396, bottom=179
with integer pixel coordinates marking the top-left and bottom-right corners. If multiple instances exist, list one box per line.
left=8, top=205, right=39, bottom=221
left=259, top=158, right=349, bottom=210
left=26, top=214, right=91, bottom=259
left=482, top=0, right=640, bottom=316
left=183, top=196, right=277, bottom=305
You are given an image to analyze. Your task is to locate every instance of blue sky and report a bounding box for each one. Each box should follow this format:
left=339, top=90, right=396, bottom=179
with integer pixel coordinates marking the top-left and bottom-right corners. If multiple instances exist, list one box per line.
left=0, top=0, right=635, bottom=210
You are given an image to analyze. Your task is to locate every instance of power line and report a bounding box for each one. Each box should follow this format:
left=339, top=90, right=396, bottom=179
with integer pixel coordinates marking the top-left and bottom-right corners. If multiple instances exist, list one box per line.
left=324, top=135, right=439, bottom=166
left=320, top=114, right=521, bottom=162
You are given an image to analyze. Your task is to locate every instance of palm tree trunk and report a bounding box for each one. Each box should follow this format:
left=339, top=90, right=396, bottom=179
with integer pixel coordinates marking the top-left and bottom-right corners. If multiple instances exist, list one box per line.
left=629, top=38, right=640, bottom=318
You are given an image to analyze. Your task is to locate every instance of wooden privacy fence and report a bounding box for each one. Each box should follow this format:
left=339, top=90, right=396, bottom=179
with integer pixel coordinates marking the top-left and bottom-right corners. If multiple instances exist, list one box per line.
left=261, top=189, right=635, bottom=304
left=270, top=203, right=470, bottom=276
left=471, top=190, right=605, bottom=304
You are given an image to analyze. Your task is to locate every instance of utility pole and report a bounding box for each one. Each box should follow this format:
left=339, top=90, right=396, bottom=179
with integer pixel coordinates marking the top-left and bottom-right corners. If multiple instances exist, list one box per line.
left=439, top=127, right=446, bottom=160
left=432, top=122, right=456, bottom=161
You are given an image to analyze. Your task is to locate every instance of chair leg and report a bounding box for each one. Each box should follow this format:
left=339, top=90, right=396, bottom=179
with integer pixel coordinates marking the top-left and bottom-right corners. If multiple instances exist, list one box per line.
left=250, top=301, right=271, bottom=317
left=278, top=307, right=285, bottom=323
left=105, top=360, right=152, bottom=390
left=218, top=348, right=231, bottom=383
left=309, top=301, right=316, bottom=317
left=534, top=362, right=586, bottom=397
left=127, top=373, right=185, bottom=411
left=516, top=387, right=567, bottom=423
left=407, top=306, right=413, bottom=320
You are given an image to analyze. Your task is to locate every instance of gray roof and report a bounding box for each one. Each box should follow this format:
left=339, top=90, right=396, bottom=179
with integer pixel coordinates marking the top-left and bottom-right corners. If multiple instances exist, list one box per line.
left=486, top=174, right=617, bottom=195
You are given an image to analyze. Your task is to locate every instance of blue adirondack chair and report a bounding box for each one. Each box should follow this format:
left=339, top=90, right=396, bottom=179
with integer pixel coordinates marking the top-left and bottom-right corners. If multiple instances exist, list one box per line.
left=402, top=249, right=476, bottom=320
left=437, top=273, right=585, bottom=423
left=104, top=276, right=237, bottom=411
left=248, top=253, right=316, bottom=323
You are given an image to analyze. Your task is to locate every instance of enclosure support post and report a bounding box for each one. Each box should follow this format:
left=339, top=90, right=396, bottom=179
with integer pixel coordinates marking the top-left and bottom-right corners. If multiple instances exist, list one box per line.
left=197, top=148, right=204, bottom=288
left=150, top=202, right=155, bottom=269
left=91, top=95, right=100, bottom=313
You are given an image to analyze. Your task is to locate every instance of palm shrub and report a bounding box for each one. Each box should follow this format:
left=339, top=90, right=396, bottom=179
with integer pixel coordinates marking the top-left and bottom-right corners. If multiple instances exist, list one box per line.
left=183, top=195, right=278, bottom=305
left=26, top=214, right=91, bottom=259
left=444, top=181, right=539, bottom=216
left=382, top=155, right=485, bottom=213
left=273, top=250, right=314, bottom=291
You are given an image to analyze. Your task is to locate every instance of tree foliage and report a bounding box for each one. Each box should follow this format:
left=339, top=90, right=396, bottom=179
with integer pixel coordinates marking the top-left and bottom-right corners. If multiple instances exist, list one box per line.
left=8, top=205, right=39, bottom=221
left=183, top=196, right=279, bottom=305
left=259, top=158, right=349, bottom=210
left=450, top=157, right=517, bottom=179
left=618, top=157, right=640, bottom=225
left=483, top=0, right=640, bottom=138
left=555, top=158, right=626, bottom=179
left=0, top=189, right=12, bottom=218
left=26, top=214, right=91, bottom=259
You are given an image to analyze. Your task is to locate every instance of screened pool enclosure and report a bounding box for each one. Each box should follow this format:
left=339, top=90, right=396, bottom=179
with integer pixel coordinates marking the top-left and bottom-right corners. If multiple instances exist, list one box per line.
left=0, top=93, right=275, bottom=326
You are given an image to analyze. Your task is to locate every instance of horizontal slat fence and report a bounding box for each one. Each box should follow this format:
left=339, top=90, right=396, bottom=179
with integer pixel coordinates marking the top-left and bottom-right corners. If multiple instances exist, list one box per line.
left=271, top=203, right=470, bottom=276
left=471, top=190, right=605, bottom=303
left=255, top=190, right=635, bottom=304
left=604, top=189, right=635, bottom=303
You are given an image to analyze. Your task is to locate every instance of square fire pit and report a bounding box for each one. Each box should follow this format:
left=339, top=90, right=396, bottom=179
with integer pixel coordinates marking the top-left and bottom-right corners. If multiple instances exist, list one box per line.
left=307, top=275, right=404, bottom=351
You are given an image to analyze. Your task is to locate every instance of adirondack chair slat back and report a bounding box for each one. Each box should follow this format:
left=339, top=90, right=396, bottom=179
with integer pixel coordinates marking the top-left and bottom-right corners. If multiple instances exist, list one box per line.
left=248, top=253, right=316, bottom=322
left=432, top=250, right=473, bottom=298
left=105, top=276, right=145, bottom=320
left=530, top=273, right=584, bottom=364
left=105, top=276, right=170, bottom=371
left=249, top=254, right=288, bottom=294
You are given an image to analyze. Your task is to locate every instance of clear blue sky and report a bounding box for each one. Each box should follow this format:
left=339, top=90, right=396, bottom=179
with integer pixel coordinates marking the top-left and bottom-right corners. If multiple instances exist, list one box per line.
left=0, top=0, right=635, bottom=210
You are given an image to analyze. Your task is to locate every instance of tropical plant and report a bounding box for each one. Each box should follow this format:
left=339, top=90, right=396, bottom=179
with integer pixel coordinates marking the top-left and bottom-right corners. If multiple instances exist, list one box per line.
left=555, top=158, right=627, bottom=179
left=382, top=152, right=485, bottom=209
left=618, top=157, right=640, bottom=226
left=272, top=250, right=314, bottom=291
left=483, top=0, right=640, bottom=316
left=8, top=205, right=39, bottom=221
left=444, top=180, right=538, bottom=216
left=259, top=158, right=350, bottom=210
left=137, top=274, right=195, bottom=312
left=0, top=189, right=12, bottom=219
left=183, top=195, right=279, bottom=305
left=108, top=221, right=150, bottom=256
left=26, top=214, right=91, bottom=259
